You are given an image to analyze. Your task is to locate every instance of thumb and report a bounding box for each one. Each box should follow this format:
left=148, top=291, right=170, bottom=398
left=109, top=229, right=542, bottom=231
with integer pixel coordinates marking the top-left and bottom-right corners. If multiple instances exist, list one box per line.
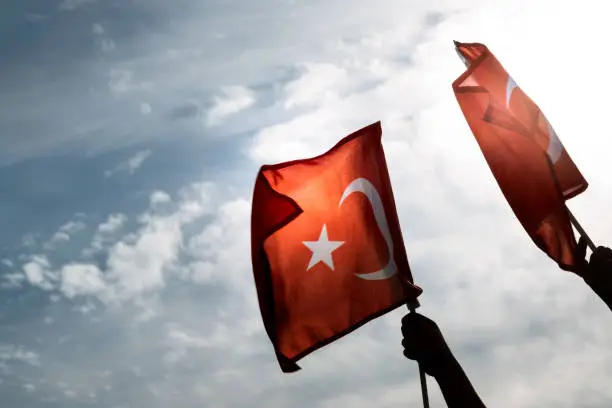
left=573, top=236, right=588, bottom=275
left=576, top=236, right=588, bottom=261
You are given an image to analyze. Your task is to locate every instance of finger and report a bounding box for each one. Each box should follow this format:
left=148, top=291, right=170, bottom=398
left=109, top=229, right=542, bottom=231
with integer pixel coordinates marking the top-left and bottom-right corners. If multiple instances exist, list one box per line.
left=402, top=312, right=421, bottom=324
left=591, top=247, right=612, bottom=269
left=401, top=316, right=427, bottom=338
left=575, top=236, right=587, bottom=261
left=593, top=246, right=612, bottom=261
left=403, top=348, right=417, bottom=361
left=401, top=313, right=419, bottom=333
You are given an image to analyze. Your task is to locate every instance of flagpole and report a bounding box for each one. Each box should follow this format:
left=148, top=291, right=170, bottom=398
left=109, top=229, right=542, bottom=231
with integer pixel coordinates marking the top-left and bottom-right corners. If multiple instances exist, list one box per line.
left=566, top=206, right=596, bottom=252
left=408, top=301, right=430, bottom=408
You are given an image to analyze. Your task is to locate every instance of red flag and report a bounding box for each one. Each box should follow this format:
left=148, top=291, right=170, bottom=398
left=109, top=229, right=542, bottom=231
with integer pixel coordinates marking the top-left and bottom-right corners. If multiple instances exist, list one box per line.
left=452, top=41, right=588, bottom=270
left=251, top=122, right=422, bottom=372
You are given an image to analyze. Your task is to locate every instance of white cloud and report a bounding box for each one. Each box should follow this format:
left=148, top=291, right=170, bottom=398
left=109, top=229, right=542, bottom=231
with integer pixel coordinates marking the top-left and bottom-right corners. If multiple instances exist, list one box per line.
left=123, top=149, right=151, bottom=174
left=105, top=149, right=152, bottom=177
left=22, top=255, right=56, bottom=291
left=21, top=234, right=38, bottom=248
left=23, top=384, right=35, bottom=392
left=82, top=214, right=127, bottom=258
left=26, top=13, right=47, bottom=22
left=49, top=232, right=70, bottom=245
left=60, top=221, right=86, bottom=235
left=35, top=183, right=217, bottom=304
left=206, top=86, right=256, bottom=127
left=92, top=23, right=104, bottom=35
left=108, top=69, right=151, bottom=97
left=102, top=216, right=181, bottom=299
left=1, top=273, right=25, bottom=289
left=187, top=199, right=251, bottom=292
left=150, top=191, right=171, bottom=205
left=140, top=102, right=152, bottom=115
left=59, top=0, right=96, bottom=11
left=0, top=345, right=41, bottom=367
left=100, top=39, right=116, bottom=52
left=44, top=220, right=86, bottom=248
left=163, top=329, right=211, bottom=364
left=92, top=23, right=115, bottom=52
left=97, top=214, right=127, bottom=234
left=60, top=264, right=107, bottom=299
left=282, top=63, right=350, bottom=109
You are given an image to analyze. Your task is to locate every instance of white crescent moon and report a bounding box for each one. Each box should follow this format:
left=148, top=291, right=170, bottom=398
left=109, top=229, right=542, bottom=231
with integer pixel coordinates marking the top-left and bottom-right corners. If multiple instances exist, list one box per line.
left=339, top=178, right=397, bottom=280
left=545, top=119, right=563, bottom=164
left=506, top=76, right=518, bottom=108
left=506, top=77, right=564, bottom=164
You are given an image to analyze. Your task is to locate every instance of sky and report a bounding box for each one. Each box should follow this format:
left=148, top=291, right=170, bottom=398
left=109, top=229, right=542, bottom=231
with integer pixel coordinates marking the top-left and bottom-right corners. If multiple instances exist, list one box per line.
left=2, top=0, right=612, bottom=407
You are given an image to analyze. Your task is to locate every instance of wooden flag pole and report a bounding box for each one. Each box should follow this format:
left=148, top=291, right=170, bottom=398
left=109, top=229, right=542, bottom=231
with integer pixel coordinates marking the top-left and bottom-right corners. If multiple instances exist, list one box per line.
left=566, top=207, right=597, bottom=252
left=407, top=301, right=430, bottom=408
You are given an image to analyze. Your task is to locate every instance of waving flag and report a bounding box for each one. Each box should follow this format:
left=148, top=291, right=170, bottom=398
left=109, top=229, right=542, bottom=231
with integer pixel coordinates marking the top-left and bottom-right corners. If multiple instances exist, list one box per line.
left=251, top=122, right=422, bottom=372
left=452, top=41, right=588, bottom=270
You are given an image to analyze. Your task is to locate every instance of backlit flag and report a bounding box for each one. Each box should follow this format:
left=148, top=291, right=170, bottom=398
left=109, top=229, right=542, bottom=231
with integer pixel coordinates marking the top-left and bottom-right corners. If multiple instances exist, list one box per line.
left=452, top=41, right=588, bottom=270
left=251, top=122, right=422, bottom=372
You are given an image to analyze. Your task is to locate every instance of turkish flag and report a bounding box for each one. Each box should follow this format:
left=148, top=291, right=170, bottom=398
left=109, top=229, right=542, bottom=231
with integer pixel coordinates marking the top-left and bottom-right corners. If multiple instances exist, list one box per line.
left=251, top=122, right=422, bottom=372
left=452, top=41, right=588, bottom=270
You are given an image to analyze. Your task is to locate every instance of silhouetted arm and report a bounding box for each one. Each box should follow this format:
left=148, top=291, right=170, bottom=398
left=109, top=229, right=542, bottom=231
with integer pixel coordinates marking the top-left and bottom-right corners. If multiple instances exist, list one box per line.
left=432, top=356, right=486, bottom=408
left=401, top=313, right=486, bottom=408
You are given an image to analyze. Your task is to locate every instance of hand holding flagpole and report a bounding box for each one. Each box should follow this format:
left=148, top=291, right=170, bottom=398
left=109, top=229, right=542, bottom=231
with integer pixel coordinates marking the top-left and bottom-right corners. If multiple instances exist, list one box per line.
left=566, top=207, right=596, bottom=252
left=407, top=300, right=429, bottom=408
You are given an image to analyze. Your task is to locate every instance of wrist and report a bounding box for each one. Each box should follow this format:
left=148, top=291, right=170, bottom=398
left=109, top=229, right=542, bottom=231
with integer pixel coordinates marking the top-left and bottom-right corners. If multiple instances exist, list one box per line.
left=584, top=276, right=612, bottom=307
left=425, top=351, right=460, bottom=379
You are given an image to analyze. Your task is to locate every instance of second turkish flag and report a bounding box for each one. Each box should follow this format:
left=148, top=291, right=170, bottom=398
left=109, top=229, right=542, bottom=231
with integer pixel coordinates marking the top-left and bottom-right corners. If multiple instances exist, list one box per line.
left=251, top=122, right=422, bottom=372
left=452, top=41, right=588, bottom=271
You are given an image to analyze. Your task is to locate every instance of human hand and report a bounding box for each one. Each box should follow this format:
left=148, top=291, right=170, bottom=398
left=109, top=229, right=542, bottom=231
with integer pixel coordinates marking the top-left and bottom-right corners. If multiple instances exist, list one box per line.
left=575, top=237, right=612, bottom=304
left=401, top=312, right=456, bottom=377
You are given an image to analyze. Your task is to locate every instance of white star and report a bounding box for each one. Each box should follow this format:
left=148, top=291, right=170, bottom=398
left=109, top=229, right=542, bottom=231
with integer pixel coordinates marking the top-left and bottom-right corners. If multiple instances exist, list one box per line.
left=302, top=225, right=344, bottom=271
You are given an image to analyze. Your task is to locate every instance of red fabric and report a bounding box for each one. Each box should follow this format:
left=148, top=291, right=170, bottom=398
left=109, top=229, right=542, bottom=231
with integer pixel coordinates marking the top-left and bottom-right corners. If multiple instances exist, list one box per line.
left=452, top=41, right=588, bottom=270
left=251, top=122, right=422, bottom=372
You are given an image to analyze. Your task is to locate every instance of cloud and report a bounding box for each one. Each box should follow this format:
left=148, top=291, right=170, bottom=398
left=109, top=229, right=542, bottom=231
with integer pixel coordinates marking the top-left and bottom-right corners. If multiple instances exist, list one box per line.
left=282, top=63, right=351, bottom=109
left=206, top=86, right=256, bottom=127
left=26, top=13, right=47, bottom=22
left=59, top=0, right=96, bottom=11
left=60, top=264, right=107, bottom=299
left=108, top=70, right=151, bottom=98
left=92, top=23, right=104, bottom=35
left=97, top=214, right=127, bottom=234
left=21, top=234, right=38, bottom=248
left=100, top=39, right=116, bottom=52
left=83, top=214, right=128, bottom=257
left=105, top=149, right=152, bottom=177
left=40, top=183, right=216, bottom=304
left=140, top=102, right=152, bottom=115
left=1, top=273, right=26, bottom=289
left=44, top=220, right=87, bottom=248
left=22, top=255, right=56, bottom=291
left=92, top=23, right=116, bottom=52
left=0, top=345, right=41, bottom=367
left=150, top=191, right=171, bottom=205
left=59, top=221, right=87, bottom=235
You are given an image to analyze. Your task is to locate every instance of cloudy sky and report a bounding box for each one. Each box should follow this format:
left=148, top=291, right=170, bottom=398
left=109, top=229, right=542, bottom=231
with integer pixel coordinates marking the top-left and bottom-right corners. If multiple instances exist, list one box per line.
left=2, top=0, right=612, bottom=407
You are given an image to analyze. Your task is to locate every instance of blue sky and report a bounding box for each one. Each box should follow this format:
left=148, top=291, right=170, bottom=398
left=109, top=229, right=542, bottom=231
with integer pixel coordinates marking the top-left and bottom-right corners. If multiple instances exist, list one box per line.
left=2, top=0, right=612, bottom=407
